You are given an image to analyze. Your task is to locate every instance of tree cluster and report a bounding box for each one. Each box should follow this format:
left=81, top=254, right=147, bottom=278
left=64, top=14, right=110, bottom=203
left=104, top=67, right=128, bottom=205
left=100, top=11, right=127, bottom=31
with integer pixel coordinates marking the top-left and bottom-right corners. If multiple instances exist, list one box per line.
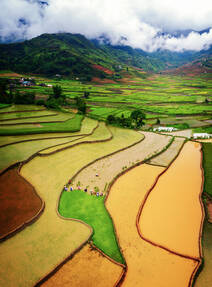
left=106, top=109, right=146, bottom=129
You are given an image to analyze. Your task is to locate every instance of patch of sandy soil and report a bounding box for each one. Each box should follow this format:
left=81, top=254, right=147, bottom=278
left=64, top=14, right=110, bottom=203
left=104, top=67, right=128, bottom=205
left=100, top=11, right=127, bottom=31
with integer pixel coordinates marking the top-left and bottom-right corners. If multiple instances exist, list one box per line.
left=72, top=132, right=171, bottom=193
left=162, top=129, right=192, bottom=138
left=148, top=137, right=185, bottom=167
left=42, top=243, right=123, bottom=287
left=0, top=168, right=43, bottom=240
left=106, top=164, right=198, bottom=287
left=34, top=124, right=42, bottom=127
left=140, top=141, right=203, bottom=258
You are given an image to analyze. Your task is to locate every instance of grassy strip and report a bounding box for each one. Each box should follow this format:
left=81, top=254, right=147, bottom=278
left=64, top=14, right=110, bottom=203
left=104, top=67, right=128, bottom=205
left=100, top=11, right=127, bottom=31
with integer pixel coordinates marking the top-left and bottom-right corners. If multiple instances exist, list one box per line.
left=0, top=110, right=57, bottom=121
left=0, top=112, right=74, bottom=125
left=59, top=191, right=124, bottom=263
left=193, top=126, right=212, bottom=134
left=0, top=114, right=83, bottom=135
left=0, top=104, right=45, bottom=113
left=0, top=117, right=97, bottom=147
left=202, top=143, right=212, bottom=197
left=0, top=135, right=84, bottom=172
left=0, top=103, right=11, bottom=109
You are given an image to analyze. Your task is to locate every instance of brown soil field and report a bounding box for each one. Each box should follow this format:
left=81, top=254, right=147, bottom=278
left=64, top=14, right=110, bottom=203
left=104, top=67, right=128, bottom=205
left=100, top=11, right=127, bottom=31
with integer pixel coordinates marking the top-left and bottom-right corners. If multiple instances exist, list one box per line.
left=0, top=168, right=43, bottom=240
left=72, top=131, right=171, bottom=193
left=42, top=243, right=123, bottom=287
left=92, top=64, right=114, bottom=75
left=0, top=72, right=22, bottom=77
left=91, top=77, right=116, bottom=84
left=106, top=164, right=198, bottom=287
left=139, top=141, right=203, bottom=258
left=148, top=137, right=185, bottom=167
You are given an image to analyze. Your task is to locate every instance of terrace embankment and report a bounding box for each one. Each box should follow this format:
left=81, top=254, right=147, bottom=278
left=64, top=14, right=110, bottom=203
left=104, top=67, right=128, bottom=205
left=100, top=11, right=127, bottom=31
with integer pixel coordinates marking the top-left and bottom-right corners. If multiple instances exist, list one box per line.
left=162, top=129, right=192, bottom=138
left=139, top=141, right=203, bottom=258
left=41, top=243, right=123, bottom=287
left=0, top=117, right=97, bottom=147
left=0, top=124, right=141, bottom=287
left=0, top=168, right=43, bottom=240
left=148, top=137, right=185, bottom=167
left=72, top=131, right=172, bottom=193
left=106, top=164, right=198, bottom=287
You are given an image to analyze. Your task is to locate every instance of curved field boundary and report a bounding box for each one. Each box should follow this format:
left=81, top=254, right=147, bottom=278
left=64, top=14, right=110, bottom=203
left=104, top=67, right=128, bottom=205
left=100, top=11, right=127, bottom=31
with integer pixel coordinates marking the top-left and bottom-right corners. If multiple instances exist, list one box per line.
left=30, top=127, right=143, bottom=286
left=15, top=125, right=140, bottom=287
left=0, top=112, right=58, bottom=122
left=0, top=135, right=85, bottom=175
left=0, top=167, right=45, bottom=242
left=0, top=125, right=98, bottom=174
left=0, top=119, right=99, bottom=174
left=53, top=133, right=175, bottom=286
left=71, top=132, right=172, bottom=194
left=147, top=137, right=185, bottom=167
left=0, top=117, right=98, bottom=148
left=135, top=142, right=205, bottom=287
left=33, top=212, right=94, bottom=287
left=0, top=114, right=83, bottom=136
left=0, top=107, right=46, bottom=114
left=0, top=114, right=74, bottom=126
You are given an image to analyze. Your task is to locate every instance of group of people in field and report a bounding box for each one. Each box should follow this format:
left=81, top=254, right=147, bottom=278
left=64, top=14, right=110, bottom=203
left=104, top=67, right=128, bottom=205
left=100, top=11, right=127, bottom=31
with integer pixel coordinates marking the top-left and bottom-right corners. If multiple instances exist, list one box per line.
left=63, top=173, right=104, bottom=197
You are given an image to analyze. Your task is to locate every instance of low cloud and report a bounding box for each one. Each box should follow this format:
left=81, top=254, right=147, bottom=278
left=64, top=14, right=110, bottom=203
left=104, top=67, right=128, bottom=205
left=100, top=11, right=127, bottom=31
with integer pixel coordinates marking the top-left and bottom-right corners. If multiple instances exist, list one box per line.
left=0, top=0, right=212, bottom=52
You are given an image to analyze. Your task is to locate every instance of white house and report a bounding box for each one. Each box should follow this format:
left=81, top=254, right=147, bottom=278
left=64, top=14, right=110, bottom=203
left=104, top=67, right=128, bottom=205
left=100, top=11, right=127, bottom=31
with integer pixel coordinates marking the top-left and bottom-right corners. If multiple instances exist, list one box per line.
left=193, top=133, right=211, bottom=139
left=153, top=126, right=177, bottom=132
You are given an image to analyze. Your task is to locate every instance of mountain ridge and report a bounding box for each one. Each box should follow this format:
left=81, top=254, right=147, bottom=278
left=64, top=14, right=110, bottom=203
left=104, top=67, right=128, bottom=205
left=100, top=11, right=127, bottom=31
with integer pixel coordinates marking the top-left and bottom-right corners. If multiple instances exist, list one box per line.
left=0, top=32, right=211, bottom=79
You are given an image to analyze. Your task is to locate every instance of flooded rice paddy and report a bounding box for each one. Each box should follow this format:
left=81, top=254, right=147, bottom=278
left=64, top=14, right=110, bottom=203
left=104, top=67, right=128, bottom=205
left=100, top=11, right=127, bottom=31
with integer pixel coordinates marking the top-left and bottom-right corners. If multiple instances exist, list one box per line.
left=139, top=141, right=203, bottom=258
left=106, top=163, right=199, bottom=287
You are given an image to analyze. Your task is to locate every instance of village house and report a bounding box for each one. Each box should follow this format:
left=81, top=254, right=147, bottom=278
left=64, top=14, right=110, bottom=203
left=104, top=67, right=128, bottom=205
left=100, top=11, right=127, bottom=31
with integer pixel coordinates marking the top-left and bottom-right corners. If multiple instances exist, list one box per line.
left=153, top=126, right=177, bottom=132
left=193, top=133, right=211, bottom=139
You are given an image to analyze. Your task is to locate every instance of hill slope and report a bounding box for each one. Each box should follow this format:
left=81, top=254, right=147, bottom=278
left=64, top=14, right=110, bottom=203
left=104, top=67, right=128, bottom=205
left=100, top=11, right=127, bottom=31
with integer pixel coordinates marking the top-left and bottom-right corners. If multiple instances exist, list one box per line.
left=0, top=33, right=211, bottom=79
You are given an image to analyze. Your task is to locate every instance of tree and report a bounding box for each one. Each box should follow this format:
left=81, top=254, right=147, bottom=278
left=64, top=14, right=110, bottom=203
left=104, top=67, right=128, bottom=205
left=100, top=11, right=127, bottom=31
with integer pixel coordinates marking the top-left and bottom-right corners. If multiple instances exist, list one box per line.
left=106, top=115, right=116, bottom=124
left=130, top=109, right=146, bottom=122
left=84, top=91, right=90, bottom=98
left=75, top=96, right=86, bottom=114
left=156, top=118, right=160, bottom=124
left=52, top=85, right=62, bottom=99
left=130, top=109, right=146, bottom=129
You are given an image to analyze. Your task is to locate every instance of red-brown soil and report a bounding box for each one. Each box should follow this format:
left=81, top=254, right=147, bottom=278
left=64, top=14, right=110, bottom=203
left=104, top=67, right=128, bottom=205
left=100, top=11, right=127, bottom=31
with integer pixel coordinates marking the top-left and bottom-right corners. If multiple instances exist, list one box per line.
left=0, top=168, right=43, bottom=240
left=92, top=64, right=114, bottom=74
left=0, top=72, right=22, bottom=77
left=206, top=198, right=212, bottom=223
left=163, top=61, right=210, bottom=76
left=91, top=77, right=116, bottom=84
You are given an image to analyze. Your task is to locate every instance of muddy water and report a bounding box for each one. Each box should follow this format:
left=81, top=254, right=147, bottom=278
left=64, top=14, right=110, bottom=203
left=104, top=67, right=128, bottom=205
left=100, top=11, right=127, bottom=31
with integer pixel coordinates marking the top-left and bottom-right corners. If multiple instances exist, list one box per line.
left=140, top=141, right=203, bottom=258
left=106, top=164, right=198, bottom=287
left=42, top=244, right=123, bottom=287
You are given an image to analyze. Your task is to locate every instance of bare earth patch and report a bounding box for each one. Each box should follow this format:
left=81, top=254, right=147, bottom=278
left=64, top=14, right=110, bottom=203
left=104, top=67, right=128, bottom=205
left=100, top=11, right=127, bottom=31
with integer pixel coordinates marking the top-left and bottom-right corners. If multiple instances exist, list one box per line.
left=72, top=131, right=171, bottom=193
left=42, top=243, right=123, bottom=287
left=148, top=137, right=185, bottom=167
left=0, top=168, right=43, bottom=240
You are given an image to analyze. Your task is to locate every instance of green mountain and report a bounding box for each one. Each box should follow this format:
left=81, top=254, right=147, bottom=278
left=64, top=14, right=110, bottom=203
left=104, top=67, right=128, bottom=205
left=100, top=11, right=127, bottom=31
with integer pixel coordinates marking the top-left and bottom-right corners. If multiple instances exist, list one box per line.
left=0, top=32, right=211, bottom=79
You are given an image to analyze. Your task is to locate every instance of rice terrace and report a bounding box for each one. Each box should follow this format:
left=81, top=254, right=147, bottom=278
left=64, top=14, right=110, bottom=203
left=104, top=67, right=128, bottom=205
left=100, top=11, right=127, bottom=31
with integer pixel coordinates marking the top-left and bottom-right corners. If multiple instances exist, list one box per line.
left=0, top=7, right=212, bottom=285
